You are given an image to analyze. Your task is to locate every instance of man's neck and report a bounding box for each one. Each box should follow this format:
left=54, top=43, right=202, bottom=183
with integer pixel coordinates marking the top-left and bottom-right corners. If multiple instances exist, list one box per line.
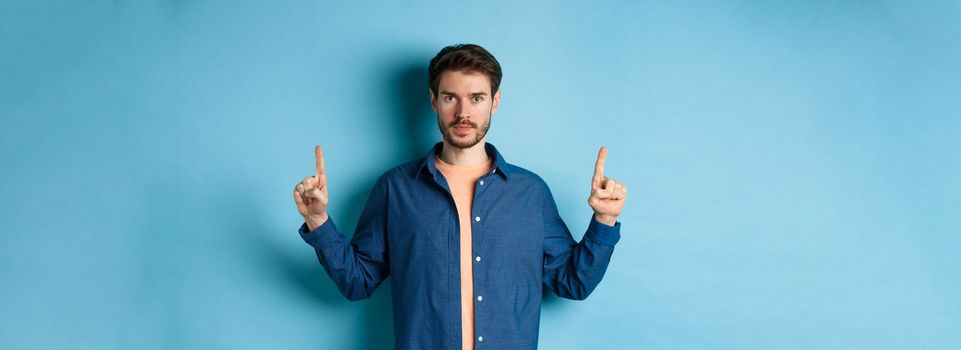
left=438, top=139, right=490, bottom=167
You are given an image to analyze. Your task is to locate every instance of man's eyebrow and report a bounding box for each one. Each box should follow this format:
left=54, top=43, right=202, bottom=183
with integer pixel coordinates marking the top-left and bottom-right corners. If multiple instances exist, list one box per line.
left=440, top=90, right=489, bottom=96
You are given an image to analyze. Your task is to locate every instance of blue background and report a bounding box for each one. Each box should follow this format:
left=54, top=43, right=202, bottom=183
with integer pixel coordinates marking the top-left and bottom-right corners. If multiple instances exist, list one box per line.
left=2, top=1, right=959, bottom=349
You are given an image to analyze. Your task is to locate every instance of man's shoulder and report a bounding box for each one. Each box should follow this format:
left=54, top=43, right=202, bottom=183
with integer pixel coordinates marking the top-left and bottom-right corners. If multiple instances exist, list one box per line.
left=503, top=162, right=541, bottom=181
left=376, top=157, right=427, bottom=183
left=501, top=162, right=554, bottom=194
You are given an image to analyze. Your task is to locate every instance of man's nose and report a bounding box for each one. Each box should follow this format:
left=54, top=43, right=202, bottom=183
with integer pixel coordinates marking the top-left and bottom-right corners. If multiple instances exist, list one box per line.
left=455, top=101, right=469, bottom=117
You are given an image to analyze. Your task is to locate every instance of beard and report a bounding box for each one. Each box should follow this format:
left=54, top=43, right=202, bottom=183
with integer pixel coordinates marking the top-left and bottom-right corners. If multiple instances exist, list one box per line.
left=438, top=115, right=491, bottom=149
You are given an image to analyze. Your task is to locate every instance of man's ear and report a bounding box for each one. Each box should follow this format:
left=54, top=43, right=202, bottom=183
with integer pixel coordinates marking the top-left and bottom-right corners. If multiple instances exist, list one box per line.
left=429, top=88, right=437, bottom=112
left=491, top=89, right=502, bottom=114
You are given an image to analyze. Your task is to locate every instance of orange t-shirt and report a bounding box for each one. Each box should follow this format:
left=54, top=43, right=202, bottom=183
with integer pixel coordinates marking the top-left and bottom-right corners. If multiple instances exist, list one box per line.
left=434, top=156, right=492, bottom=350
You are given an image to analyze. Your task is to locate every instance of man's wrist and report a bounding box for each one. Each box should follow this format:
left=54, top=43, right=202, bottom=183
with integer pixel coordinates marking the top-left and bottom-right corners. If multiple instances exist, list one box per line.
left=305, top=214, right=329, bottom=232
left=594, top=213, right=618, bottom=226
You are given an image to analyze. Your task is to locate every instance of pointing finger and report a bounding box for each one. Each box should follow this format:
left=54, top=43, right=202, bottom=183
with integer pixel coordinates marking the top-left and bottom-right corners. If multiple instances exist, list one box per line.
left=315, top=145, right=326, bottom=182
left=593, top=146, right=607, bottom=187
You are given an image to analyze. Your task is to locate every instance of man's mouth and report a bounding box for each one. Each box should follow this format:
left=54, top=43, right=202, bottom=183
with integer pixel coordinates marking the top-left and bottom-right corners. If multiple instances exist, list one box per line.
left=451, top=122, right=476, bottom=131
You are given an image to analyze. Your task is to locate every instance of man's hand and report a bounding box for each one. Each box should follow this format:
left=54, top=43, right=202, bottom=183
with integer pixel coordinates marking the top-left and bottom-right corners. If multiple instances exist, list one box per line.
left=588, top=147, right=627, bottom=226
left=294, top=145, right=330, bottom=231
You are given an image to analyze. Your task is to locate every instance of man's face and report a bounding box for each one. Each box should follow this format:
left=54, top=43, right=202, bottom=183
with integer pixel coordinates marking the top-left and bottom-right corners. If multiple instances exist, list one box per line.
left=430, top=70, right=501, bottom=149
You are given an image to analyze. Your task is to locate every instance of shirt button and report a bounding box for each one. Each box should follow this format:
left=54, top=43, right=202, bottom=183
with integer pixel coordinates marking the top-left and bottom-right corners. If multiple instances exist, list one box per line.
left=477, top=295, right=483, bottom=301
left=475, top=256, right=481, bottom=262
left=475, top=216, right=480, bottom=222
left=478, top=336, right=484, bottom=342
left=479, top=180, right=484, bottom=186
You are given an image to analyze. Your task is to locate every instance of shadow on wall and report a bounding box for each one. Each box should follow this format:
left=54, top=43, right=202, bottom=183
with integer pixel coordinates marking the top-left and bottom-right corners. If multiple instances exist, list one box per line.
left=233, top=183, right=395, bottom=349
left=386, top=58, right=438, bottom=162
left=247, top=59, right=435, bottom=349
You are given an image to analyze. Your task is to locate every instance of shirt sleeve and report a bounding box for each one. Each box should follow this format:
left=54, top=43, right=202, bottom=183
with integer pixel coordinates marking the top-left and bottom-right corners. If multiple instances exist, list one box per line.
left=541, top=185, right=621, bottom=300
left=298, top=175, right=391, bottom=301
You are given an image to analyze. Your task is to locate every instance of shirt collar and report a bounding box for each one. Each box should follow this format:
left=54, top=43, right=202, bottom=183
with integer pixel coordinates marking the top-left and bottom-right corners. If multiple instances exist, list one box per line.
left=417, top=142, right=511, bottom=180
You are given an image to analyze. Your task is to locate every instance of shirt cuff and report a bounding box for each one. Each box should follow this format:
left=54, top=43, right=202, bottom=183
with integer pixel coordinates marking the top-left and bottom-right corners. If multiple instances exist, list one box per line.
left=585, top=215, right=621, bottom=247
left=298, top=217, right=338, bottom=248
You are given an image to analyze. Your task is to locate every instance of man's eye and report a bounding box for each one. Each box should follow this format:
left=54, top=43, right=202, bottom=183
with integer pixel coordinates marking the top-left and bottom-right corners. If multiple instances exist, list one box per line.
left=473, top=97, right=483, bottom=102
left=445, top=96, right=455, bottom=102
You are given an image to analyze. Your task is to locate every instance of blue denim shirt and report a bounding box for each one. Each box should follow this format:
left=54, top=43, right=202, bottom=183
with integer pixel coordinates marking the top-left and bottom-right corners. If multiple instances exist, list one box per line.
left=299, top=142, right=621, bottom=349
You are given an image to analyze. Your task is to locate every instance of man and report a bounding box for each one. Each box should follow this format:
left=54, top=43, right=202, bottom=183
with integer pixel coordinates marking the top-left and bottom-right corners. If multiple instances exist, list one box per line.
left=293, top=44, right=627, bottom=349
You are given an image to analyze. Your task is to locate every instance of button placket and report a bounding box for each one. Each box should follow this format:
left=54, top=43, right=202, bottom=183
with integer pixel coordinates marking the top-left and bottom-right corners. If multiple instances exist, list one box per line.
left=474, top=176, right=485, bottom=348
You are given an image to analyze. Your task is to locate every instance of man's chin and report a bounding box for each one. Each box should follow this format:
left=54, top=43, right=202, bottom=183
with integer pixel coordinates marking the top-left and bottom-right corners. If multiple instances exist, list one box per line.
left=446, top=136, right=482, bottom=149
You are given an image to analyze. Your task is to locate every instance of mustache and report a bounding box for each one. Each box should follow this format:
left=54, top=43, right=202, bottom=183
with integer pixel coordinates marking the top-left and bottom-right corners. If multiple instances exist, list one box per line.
left=448, top=119, right=477, bottom=128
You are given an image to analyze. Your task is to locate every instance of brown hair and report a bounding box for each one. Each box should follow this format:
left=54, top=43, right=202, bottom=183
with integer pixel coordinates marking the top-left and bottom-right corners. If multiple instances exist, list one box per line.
left=428, top=44, right=502, bottom=99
